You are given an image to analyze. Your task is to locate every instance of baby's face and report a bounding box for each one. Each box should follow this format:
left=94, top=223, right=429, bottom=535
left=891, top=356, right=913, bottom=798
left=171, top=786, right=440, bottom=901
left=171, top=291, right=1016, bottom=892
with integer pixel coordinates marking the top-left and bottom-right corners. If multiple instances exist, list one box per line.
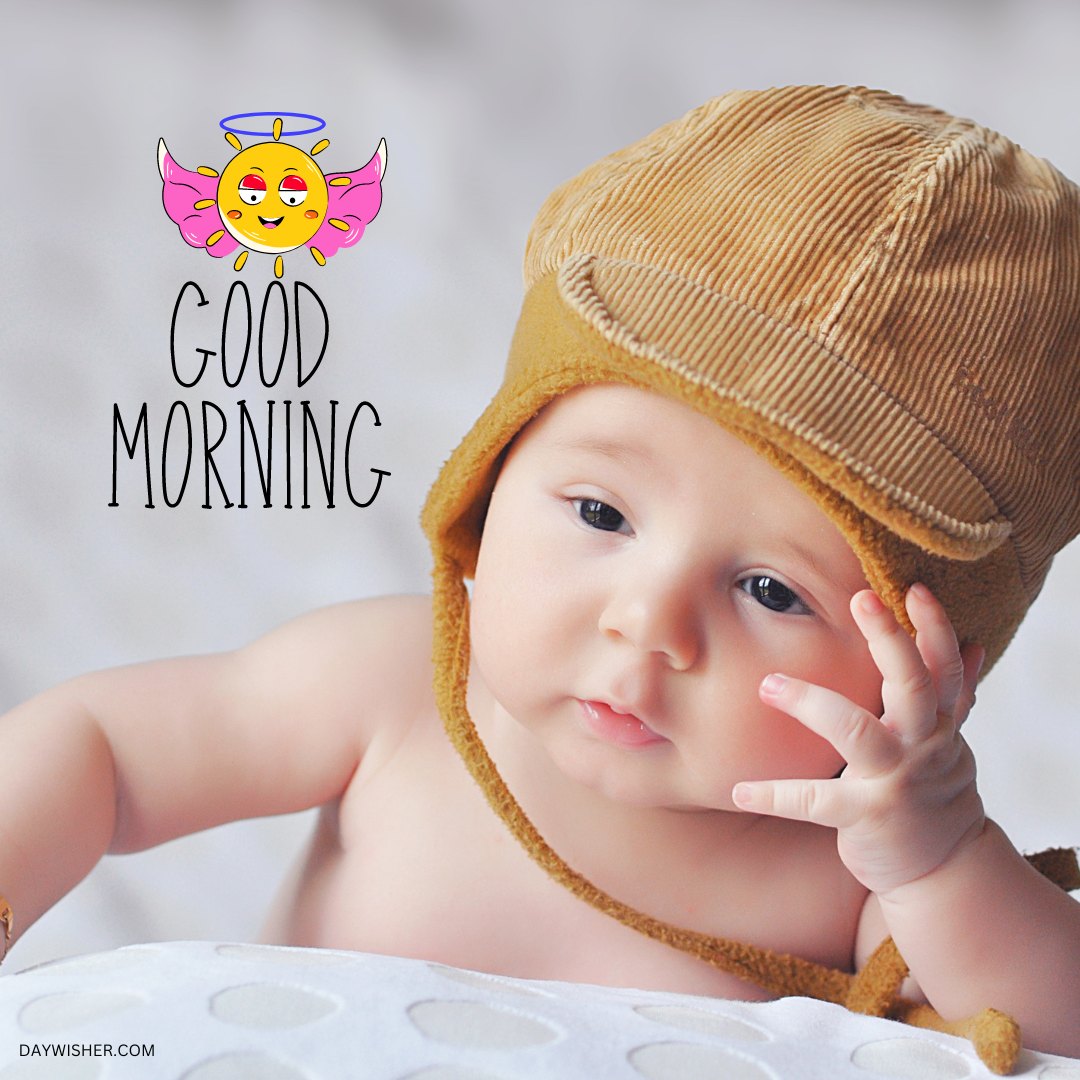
left=470, top=384, right=884, bottom=812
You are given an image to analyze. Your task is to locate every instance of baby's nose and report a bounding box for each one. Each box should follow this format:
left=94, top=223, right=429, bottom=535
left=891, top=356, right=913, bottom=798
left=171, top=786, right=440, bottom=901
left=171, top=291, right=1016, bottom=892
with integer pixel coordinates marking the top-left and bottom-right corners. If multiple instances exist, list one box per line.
left=598, top=578, right=700, bottom=671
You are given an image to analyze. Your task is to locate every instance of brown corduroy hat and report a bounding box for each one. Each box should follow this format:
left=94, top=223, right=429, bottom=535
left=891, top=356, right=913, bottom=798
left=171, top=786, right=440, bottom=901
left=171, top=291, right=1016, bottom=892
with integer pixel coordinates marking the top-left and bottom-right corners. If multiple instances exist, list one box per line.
left=421, top=86, right=1080, bottom=1073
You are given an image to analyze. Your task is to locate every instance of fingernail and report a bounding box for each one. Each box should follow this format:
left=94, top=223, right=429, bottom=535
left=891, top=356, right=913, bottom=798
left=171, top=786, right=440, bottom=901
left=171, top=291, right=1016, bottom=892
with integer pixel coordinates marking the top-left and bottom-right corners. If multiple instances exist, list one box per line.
left=909, top=582, right=932, bottom=602
left=858, top=591, right=885, bottom=615
left=732, top=783, right=753, bottom=808
left=760, top=673, right=786, bottom=696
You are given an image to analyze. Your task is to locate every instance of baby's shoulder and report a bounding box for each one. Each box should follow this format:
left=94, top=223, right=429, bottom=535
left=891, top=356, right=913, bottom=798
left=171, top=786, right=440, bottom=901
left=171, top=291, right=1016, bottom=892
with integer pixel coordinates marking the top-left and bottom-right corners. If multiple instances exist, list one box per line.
left=272, top=593, right=433, bottom=691
left=235, top=594, right=436, bottom=750
left=291, top=593, right=433, bottom=650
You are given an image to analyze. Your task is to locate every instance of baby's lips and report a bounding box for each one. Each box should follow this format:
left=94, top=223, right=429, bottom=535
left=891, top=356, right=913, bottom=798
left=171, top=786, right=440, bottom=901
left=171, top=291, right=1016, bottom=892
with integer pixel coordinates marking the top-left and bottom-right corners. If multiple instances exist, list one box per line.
left=580, top=699, right=668, bottom=747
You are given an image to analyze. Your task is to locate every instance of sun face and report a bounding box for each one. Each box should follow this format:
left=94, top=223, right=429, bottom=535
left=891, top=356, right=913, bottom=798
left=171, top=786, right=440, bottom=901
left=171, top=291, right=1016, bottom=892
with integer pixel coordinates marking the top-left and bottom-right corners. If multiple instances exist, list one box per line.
left=218, top=141, right=329, bottom=255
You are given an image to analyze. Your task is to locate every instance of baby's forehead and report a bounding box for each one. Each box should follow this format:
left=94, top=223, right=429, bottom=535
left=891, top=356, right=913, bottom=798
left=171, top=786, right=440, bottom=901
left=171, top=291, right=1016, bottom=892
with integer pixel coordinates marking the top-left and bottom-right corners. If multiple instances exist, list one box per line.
left=525, top=384, right=743, bottom=460
left=530, top=383, right=704, bottom=434
left=520, top=385, right=812, bottom=506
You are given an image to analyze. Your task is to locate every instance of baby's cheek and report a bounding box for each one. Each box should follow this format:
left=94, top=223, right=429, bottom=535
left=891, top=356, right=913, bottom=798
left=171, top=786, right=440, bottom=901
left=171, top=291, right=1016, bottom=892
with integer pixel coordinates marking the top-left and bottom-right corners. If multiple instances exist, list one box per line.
left=469, top=577, right=538, bottom=697
left=834, top=642, right=883, bottom=717
left=468, top=584, right=504, bottom=673
left=749, top=702, right=844, bottom=780
left=799, top=636, right=882, bottom=717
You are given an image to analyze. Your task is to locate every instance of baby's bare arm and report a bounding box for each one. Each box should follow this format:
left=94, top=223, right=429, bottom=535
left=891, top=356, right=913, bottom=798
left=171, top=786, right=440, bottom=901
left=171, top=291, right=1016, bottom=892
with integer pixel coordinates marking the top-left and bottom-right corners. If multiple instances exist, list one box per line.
left=858, top=822, right=1080, bottom=1057
left=0, top=594, right=431, bottom=946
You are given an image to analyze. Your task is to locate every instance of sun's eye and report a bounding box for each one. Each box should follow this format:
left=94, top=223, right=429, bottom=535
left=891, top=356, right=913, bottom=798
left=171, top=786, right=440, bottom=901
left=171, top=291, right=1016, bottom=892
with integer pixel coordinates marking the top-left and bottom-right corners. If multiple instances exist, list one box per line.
left=575, top=498, right=629, bottom=534
left=238, top=175, right=267, bottom=205
left=740, top=575, right=812, bottom=615
left=279, top=174, right=309, bottom=206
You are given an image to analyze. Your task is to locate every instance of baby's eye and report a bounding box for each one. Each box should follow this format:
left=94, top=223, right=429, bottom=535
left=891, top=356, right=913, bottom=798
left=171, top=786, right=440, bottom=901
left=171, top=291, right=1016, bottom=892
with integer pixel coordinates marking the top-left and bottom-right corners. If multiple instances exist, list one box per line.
left=575, top=498, right=629, bottom=534
left=739, top=575, right=812, bottom=615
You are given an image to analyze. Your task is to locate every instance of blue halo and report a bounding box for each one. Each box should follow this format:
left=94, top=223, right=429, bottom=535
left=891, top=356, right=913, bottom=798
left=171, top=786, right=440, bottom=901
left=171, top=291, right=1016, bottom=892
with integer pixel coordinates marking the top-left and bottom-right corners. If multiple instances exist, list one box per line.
left=219, top=111, right=327, bottom=138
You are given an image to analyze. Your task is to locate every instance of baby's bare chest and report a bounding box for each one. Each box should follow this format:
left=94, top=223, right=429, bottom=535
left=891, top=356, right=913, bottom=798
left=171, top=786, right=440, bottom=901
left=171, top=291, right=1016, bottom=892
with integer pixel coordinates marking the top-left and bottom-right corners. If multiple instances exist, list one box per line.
left=267, top=714, right=864, bottom=997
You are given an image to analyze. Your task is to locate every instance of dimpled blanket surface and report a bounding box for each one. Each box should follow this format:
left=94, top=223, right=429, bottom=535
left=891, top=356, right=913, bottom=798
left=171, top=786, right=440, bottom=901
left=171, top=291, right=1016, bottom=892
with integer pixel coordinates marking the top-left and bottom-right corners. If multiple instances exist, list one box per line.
left=0, top=942, right=1077, bottom=1079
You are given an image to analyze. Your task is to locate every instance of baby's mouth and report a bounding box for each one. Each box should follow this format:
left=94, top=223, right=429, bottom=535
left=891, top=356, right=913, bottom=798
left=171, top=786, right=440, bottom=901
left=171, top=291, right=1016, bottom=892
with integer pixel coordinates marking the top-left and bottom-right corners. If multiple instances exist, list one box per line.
left=259, top=216, right=284, bottom=229
left=580, top=700, right=667, bottom=748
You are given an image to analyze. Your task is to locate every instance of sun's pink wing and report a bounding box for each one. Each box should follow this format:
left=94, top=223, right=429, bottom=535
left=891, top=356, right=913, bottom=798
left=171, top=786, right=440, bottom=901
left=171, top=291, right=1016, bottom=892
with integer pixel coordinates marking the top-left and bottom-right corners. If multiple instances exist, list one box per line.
left=308, top=139, right=387, bottom=259
left=157, top=139, right=239, bottom=258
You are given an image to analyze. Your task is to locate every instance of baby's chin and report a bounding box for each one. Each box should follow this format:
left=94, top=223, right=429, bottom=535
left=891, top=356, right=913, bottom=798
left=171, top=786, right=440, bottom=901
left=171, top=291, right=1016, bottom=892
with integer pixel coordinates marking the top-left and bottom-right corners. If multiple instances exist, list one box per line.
left=541, top=742, right=730, bottom=814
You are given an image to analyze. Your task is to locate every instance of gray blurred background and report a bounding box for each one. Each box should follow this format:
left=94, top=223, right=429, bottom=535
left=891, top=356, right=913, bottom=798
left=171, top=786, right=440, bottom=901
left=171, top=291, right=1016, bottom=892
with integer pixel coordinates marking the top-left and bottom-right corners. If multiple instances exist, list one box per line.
left=3, top=0, right=1078, bottom=969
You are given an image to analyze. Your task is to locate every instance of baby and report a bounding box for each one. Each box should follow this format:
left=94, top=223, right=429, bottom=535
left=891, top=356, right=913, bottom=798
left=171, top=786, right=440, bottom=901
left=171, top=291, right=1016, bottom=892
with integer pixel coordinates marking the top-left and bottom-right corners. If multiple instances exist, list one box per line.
left=2, top=86, right=1078, bottom=1065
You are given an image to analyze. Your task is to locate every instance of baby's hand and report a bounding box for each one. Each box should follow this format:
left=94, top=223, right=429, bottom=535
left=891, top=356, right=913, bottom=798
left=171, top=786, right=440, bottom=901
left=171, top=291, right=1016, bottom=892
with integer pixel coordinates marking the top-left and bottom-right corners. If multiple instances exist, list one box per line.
left=733, top=584, right=986, bottom=897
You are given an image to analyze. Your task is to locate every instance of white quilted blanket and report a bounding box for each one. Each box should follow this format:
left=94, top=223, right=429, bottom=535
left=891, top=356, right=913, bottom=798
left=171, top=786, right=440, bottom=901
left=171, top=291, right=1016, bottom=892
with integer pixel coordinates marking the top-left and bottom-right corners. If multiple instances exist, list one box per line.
left=2, top=942, right=1078, bottom=1079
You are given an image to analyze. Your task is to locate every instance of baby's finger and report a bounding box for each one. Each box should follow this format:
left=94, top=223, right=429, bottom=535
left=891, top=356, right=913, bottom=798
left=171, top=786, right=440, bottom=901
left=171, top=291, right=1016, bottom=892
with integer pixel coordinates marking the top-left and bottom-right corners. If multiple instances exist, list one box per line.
left=954, top=642, right=985, bottom=730
left=759, top=674, right=899, bottom=777
left=732, top=776, right=865, bottom=829
left=905, top=583, right=965, bottom=721
left=850, top=589, right=938, bottom=742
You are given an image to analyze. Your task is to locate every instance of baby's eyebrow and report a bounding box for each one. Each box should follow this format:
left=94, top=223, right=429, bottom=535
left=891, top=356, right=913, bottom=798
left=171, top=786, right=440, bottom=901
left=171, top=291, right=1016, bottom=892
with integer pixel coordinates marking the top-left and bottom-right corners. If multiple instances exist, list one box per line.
left=550, top=435, right=653, bottom=467
left=775, top=538, right=864, bottom=600
left=777, top=539, right=828, bottom=580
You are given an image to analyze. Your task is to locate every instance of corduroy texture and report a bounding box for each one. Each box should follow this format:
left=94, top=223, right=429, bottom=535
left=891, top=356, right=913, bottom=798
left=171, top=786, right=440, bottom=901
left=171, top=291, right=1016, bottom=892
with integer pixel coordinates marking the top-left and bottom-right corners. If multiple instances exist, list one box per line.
left=421, top=86, right=1080, bottom=1074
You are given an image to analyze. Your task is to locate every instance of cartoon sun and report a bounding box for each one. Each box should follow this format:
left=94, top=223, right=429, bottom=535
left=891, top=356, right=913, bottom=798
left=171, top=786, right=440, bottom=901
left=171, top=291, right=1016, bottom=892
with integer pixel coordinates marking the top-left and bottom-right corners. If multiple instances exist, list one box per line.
left=158, top=112, right=386, bottom=277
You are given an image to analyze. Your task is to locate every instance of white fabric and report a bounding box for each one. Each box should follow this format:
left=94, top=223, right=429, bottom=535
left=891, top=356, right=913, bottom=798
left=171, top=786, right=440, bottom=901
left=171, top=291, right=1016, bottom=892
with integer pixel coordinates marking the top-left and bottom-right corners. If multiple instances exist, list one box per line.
left=0, top=942, right=1077, bottom=1079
